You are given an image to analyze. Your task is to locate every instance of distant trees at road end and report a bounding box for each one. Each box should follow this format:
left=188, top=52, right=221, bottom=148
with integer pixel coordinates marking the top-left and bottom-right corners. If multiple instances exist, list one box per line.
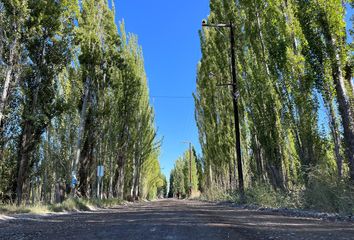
left=168, top=147, right=203, bottom=199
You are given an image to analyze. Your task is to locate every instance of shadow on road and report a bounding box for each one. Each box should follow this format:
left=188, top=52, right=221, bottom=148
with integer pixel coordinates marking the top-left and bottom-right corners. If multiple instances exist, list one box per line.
left=0, top=199, right=353, bottom=240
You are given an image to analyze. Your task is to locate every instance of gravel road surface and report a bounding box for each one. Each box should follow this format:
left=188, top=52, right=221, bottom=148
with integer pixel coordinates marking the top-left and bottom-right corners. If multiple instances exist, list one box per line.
left=0, top=199, right=353, bottom=240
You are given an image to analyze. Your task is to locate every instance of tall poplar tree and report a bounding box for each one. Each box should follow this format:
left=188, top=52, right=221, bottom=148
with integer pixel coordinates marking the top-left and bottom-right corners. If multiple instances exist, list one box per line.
left=14, top=0, right=77, bottom=205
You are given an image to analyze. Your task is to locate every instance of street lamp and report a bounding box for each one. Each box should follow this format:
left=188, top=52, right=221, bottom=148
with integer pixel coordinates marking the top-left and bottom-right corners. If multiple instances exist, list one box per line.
left=202, top=19, right=245, bottom=198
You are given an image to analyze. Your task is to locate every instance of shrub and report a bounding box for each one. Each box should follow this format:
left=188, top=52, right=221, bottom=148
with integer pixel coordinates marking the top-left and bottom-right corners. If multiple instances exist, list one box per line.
left=49, top=198, right=91, bottom=212
left=88, top=198, right=122, bottom=208
left=200, top=186, right=233, bottom=202
left=226, top=183, right=303, bottom=209
left=304, top=167, right=354, bottom=214
left=0, top=204, right=50, bottom=214
left=200, top=168, right=354, bottom=215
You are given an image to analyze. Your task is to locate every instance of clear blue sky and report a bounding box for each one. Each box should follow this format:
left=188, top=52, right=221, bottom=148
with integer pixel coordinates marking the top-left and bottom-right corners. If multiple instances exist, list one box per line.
left=115, top=0, right=210, bottom=179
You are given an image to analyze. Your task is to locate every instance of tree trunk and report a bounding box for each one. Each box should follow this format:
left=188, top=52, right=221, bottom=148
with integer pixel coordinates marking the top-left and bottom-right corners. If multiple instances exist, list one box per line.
left=72, top=75, right=91, bottom=179
left=252, top=132, right=265, bottom=182
left=137, top=169, right=141, bottom=199
left=109, top=154, right=113, bottom=198
left=78, top=121, right=95, bottom=198
left=326, top=96, right=344, bottom=177
left=16, top=122, right=36, bottom=205
left=130, top=156, right=137, bottom=199
left=208, top=163, right=213, bottom=188
left=0, top=38, right=18, bottom=128
left=15, top=41, right=47, bottom=205
left=18, top=86, right=41, bottom=204
left=254, top=3, right=270, bottom=77
left=229, top=155, right=233, bottom=190
left=115, top=152, right=125, bottom=199
left=42, top=128, right=51, bottom=203
left=31, top=178, right=35, bottom=204
left=131, top=151, right=141, bottom=200
left=333, top=75, right=354, bottom=180
left=328, top=37, right=354, bottom=180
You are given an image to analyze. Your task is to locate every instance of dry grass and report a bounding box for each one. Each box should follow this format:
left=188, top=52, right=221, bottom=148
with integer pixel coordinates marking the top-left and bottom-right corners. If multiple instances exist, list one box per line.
left=0, top=198, right=123, bottom=215
left=0, top=204, right=50, bottom=215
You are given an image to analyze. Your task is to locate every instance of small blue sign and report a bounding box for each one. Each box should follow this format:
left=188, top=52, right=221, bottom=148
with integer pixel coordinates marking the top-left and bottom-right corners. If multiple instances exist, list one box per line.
left=97, top=165, right=104, bottom=177
left=71, top=177, right=77, bottom=186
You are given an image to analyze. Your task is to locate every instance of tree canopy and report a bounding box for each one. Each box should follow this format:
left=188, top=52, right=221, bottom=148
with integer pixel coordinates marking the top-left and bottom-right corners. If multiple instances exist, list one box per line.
left=194, top=0, right=354, bottom=200
left=0, top=0, right=165, bottom=205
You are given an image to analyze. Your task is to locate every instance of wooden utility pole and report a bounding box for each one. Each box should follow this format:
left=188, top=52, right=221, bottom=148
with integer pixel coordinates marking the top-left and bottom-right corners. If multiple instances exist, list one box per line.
left=202, top=19, right=245, bottom=198
left=229, top=21, right=244, bottom=195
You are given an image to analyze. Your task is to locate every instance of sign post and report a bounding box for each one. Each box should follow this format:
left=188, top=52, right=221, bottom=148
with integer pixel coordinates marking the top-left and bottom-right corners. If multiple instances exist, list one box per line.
left=71, top=171, right=77, bottom=197
left=97, top=165, right=104, bottom=199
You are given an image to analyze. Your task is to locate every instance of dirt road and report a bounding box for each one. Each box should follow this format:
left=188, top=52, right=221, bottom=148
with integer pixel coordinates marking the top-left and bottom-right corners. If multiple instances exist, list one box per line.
left=0, top=199, right=353, bottom=240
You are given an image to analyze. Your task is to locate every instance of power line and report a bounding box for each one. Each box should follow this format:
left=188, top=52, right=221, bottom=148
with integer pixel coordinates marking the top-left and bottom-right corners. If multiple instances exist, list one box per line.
left=151, top=95, right=193, bottom=99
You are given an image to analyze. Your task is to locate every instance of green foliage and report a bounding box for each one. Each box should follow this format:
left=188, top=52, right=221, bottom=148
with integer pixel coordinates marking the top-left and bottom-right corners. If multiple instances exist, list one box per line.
left=200, top=186, right=232, bottom=202
left=200, top=184, right=303, bottom=209
left=242, top=184, right=303, bottom=209
left=171, top=158, right=186, bottom=197
left=50, top=198, right=92, bottom=212
left=200, top=171, right=354, bottom=215
left=195, top=0, right=354, bottom=214
left=141, top=151, right=165, bottom=200
left=0, top=0, right=162, bottom=205
left=304, top=166, right=354, bottom=214
left=169, top=148, right=199, bottom=198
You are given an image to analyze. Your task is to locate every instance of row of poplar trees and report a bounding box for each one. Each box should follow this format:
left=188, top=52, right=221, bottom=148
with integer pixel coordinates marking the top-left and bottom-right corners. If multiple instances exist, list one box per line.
left=0, top=0, right=165, bottom=205
left=195, top=0, right=354, bottom=192
left=168, top=148, right=202, bottom=198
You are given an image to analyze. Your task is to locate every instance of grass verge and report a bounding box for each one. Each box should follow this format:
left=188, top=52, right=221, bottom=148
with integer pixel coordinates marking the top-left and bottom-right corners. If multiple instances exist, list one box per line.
left=200, top=180, right=354, bottom=215
left=0, top=198, right=123, bottom=215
